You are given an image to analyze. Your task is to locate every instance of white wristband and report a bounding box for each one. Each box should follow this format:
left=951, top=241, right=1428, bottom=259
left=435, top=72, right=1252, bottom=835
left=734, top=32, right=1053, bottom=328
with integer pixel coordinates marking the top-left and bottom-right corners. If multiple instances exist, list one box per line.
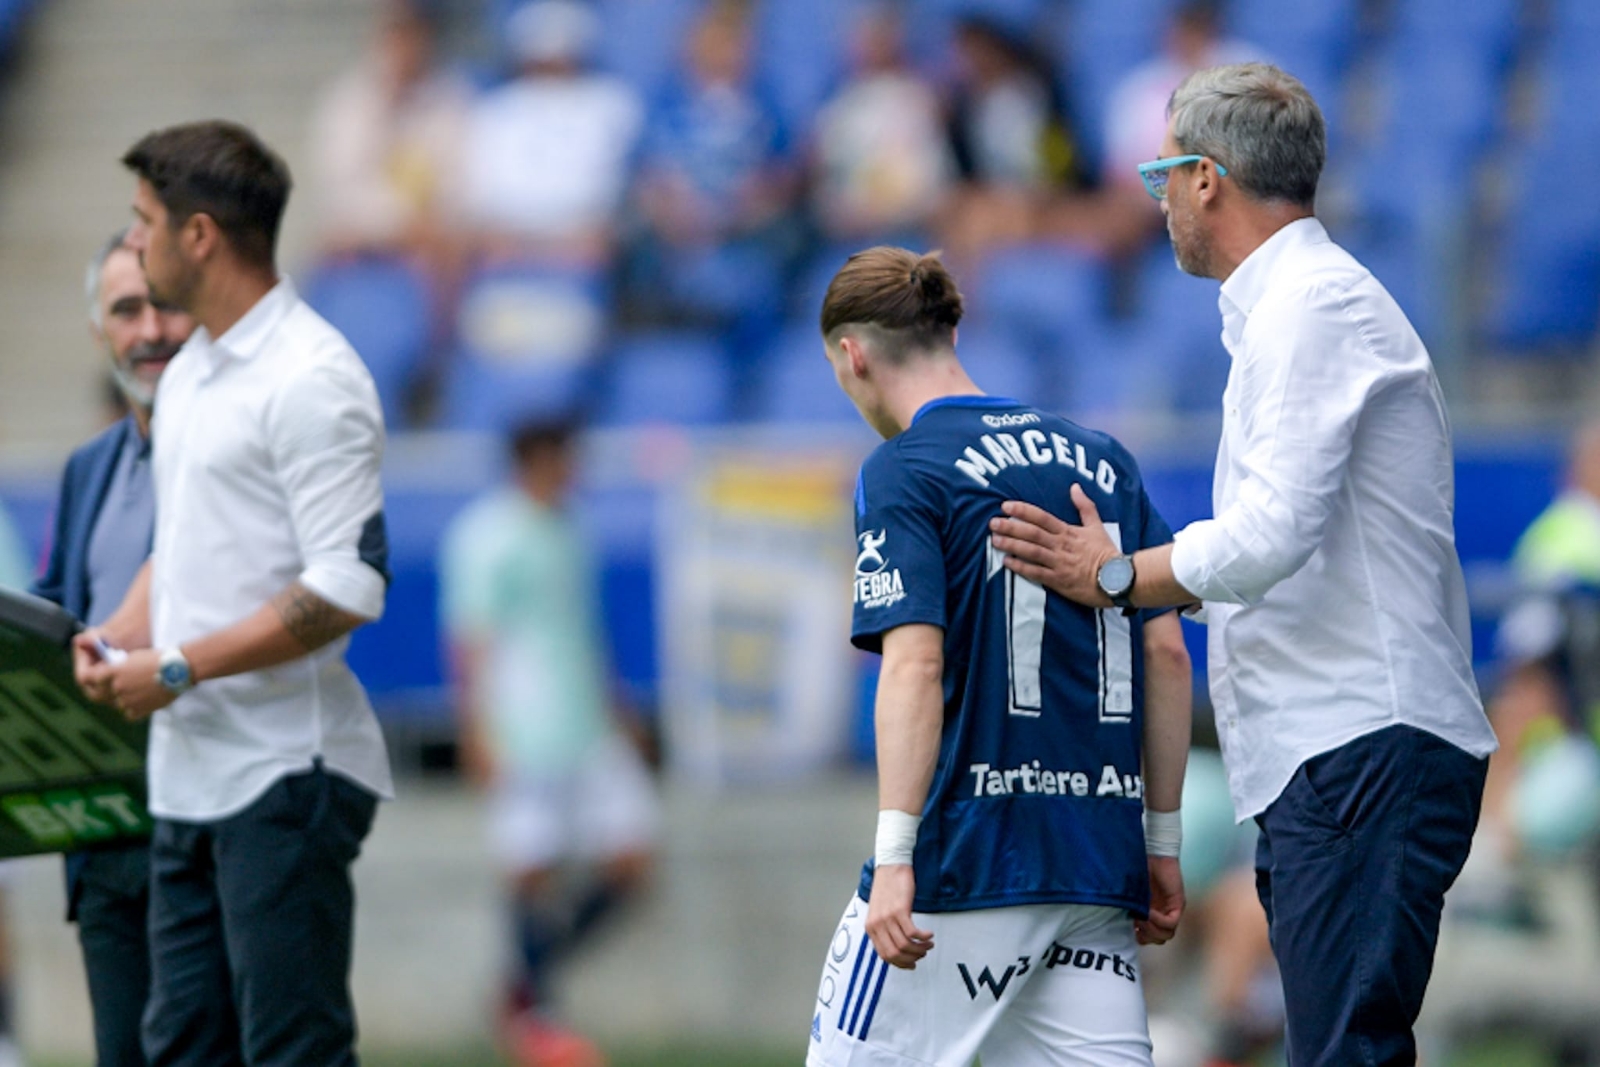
left=1143, top=809, right=1182, bottom=858
left=875, top=809, right=922, bottom=867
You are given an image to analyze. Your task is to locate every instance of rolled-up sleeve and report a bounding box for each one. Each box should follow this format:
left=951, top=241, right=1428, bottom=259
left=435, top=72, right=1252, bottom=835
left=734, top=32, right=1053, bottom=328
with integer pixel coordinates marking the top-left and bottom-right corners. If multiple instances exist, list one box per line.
left=1171, top=282, right=1388, bottom=605
left=267, top=356, right=388, bottom=619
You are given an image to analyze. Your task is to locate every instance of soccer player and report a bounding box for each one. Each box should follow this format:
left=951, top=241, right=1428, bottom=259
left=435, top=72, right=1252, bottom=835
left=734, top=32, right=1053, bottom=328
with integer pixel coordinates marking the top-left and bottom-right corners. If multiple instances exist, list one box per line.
left=806, top=247, right=1192, bottom=1067
left=440, top=414, right=657, bottom=1067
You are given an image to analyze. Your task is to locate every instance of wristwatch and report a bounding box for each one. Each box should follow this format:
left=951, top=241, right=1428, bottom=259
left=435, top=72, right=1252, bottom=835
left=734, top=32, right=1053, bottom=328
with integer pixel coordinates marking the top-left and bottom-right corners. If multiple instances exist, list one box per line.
left=1096, top=555, right=1138, bottom=614
left=156, top=648, right=194, bottom=694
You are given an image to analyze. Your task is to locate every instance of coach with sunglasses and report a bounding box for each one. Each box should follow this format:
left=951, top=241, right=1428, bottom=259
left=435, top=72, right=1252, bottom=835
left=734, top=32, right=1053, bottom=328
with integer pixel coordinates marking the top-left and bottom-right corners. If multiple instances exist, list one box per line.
left=988, top=63, right=1497, bottom=1066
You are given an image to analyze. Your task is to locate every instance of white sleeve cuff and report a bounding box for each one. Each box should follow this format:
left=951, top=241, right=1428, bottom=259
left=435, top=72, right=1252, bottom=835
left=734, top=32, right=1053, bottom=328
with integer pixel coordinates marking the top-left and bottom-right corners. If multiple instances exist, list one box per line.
left=299, top=559, right=386, bottom=621
left=1171, top=522, right=1250, bottom=606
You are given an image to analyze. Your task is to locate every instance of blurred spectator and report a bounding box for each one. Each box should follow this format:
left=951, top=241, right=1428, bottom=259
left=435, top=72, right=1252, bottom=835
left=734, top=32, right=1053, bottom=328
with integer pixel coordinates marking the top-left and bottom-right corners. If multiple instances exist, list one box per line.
left=946, top=14, right=1085, bottom=192
left=1482, top=423, right=1600, bottom=863
left=0, top=503, right=25, bottom=591
left=1083, top=1, right=1260, bottom=258
left=306, top=0, right=470, bottom=268
left=810, top=3, right=954, bottom=244
left=1102, top=2, right=1258, bottom=191
left=940, top=13, right=1093, bottom=258
left=627, top=0, right=798, bottom=327
left=457, top=0, right=644, bottom=266
left=440, top=415, right=658, bottom=1066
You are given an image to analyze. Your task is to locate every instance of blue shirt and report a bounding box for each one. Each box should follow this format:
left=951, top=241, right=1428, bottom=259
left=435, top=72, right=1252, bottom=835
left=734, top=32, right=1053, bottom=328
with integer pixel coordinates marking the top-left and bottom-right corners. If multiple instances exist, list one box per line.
left=85, top=429, right=154, bottom=626
left=852, top=397, right=1173, bottom=914
left=642, top=77, right=787, bottom=211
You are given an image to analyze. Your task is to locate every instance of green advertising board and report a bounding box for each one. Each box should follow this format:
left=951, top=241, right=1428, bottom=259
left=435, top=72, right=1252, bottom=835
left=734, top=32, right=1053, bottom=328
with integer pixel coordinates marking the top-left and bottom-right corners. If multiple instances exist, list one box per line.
left=0, top=588, right=150, bottom=857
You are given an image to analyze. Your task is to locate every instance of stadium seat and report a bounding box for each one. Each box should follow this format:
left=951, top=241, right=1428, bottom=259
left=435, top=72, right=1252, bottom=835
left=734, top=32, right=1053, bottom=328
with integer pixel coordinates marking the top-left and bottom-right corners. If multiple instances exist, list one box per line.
left=750, top=323, right=861, bottom=424
left=1391, top=0, right=1522, bottom=62
left=1052, top=0, right=1177, bottom=165
left=953, top=325, right=1044, bottom=403
left=592, top=0, right=701, bottom=100
left=1484, top=50, right=1600, bottom=349
left=436, top=261, right=610, bottom=430
left=1106, top=246, right=1230, bottom=416
left=302, top=257, right=433, bottom=429
left=436, top=357, right=599, bottom=432
left=1486, top=141, right=1600, bottom=351
left=753, top=0, right=852, bottom=132
left=1226, top=0, right=1359, bottom=131
left=967, top=244, right=1109, bottom=364
left=597, top=332, right=734, bottom=427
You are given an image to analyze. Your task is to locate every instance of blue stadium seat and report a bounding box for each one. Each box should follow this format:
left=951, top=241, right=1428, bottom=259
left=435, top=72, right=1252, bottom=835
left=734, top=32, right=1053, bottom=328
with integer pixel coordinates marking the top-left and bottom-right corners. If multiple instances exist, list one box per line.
left=1226, top=0, right=1359, bottom=130
left=1105, top=247, right=1230, bottom=416
left=592, top=0, right=701, bottom=99
left=954, top=325, right=1044, bottom=403
left=1486, top=137, right=1600, bottom=350
left=436, top=357, right=598, bottom=432
left=597, top=332, right=734, bottom=427
left=1391, top=0, right=1522, bottom=61
left=753, top=0, right=852, bottom=132
left=436, top=261, right=609, bottom=430
left=1052, top=0, right=1177, bottom=165
left=1483, top=46, right=1600, bottom=349
left=1551, top=0, right=1600, bottom=34
left=750, top=324, right=861, bottom=424
left=302, top=257, right=433, bottom=429
left=967, top=244, right=1110, bottom=363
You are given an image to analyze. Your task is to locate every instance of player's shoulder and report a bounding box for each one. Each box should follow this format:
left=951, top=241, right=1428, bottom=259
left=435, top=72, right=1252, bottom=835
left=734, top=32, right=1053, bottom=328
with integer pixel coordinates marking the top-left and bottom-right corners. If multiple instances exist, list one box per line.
left=444, top=489, right=525, bottom=558
left=268, top=296, right=382, bottom=402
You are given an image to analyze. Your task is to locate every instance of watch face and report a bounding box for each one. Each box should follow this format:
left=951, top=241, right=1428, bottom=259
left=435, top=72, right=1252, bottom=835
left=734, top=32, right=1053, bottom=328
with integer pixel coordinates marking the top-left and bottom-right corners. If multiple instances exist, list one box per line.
left=159, top=659, right=190, bottom=689
left=1098, top=556, right=1135, bottom=598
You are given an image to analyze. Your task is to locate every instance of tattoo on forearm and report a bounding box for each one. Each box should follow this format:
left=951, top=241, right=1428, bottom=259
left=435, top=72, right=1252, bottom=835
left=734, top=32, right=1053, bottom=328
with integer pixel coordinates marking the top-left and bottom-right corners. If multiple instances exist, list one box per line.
left=271, top=582, right=357, bottom=652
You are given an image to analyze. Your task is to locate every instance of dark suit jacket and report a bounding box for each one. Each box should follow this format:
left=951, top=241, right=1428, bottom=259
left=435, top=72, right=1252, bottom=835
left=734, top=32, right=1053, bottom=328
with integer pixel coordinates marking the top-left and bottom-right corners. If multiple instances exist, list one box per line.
left=29, top=415, right=151, bottom=914
left=31, top=416, right=148, bottom=621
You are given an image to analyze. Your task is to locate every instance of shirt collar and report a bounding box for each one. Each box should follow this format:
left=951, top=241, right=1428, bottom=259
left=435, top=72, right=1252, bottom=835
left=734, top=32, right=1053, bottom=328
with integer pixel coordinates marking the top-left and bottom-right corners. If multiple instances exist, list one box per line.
left=911, top=394, right=1021, bottom=425
left=195, top=277, right=297, bottom=364
left=1218, top=216, right=1328, bottom=320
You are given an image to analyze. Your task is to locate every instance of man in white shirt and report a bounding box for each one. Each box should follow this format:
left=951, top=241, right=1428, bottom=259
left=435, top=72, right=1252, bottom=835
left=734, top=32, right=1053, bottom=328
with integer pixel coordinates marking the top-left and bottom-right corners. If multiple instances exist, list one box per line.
left=76, top=120, right=393, bottom=1067
left=988, top=64, right=1498, bottom=1066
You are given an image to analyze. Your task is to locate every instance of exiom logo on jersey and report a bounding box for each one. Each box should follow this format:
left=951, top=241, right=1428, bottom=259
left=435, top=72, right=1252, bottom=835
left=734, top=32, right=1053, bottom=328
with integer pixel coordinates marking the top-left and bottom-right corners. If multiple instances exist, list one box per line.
left=855, top=529, right=907, bottom=610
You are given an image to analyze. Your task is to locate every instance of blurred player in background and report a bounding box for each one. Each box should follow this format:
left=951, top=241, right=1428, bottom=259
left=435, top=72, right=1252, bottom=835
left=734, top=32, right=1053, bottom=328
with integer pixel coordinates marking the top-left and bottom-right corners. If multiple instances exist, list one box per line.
left=806, top=247, right=1191, bottom=1067
left=32, top=229, right=194, bottom=1067
left=1484, top=423, right=1600, bottom=863
left=77, top=120, right=392, bottom=1067
left=440, top=415, right=657, bottom=1067
left=989, top=63, right=1498, bottom=1066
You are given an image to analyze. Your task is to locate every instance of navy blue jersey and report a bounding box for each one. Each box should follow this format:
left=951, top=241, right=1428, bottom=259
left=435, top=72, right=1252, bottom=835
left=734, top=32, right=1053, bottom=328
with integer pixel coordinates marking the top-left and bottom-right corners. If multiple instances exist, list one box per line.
left=852, top=396, right=1174, bottom=915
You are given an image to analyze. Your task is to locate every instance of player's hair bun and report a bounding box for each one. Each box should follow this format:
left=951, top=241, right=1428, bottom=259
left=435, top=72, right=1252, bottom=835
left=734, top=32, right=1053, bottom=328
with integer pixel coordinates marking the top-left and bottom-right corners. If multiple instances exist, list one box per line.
left=911, top=252, right=962, bottom=327
left=819, top=245, right=966, bottom=346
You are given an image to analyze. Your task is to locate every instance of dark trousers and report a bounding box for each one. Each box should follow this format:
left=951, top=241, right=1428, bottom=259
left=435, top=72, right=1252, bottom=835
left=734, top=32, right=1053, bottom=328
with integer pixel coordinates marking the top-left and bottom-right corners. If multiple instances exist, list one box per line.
left=74, top=845, right=152, bottom=1067
left=1255, top=724, right=1487, bottom=1067
left=142, top=766, right=377, bottom=1067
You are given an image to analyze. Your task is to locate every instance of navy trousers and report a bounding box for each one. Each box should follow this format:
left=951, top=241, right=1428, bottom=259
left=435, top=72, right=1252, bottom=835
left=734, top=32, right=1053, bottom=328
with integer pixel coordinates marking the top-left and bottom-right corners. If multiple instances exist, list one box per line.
left=1254, top=724, right=1487, bottom=1067
left=73, top=845, right=152, bottom=1067
left=141, top=766, right=377, bottom=1067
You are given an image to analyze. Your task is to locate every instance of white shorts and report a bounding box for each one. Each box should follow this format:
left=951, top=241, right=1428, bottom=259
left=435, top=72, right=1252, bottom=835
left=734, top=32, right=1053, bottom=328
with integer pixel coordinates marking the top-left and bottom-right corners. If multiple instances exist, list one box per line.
left=807, top=895, right=1151, bottom=1067
left=488, top=732, right=659, bottom=873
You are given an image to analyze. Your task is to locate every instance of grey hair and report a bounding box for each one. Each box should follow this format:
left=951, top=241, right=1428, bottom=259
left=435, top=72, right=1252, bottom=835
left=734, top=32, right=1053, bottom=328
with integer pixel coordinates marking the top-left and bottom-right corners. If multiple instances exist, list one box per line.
left=1167, top=62, right=1325, bottom=207
left=85, top=227, right=131, bottom=326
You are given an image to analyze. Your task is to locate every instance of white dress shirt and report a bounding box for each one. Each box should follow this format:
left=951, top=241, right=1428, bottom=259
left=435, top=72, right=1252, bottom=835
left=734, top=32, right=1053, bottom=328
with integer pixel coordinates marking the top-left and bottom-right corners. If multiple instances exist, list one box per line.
left=149, top=279, right=394, bottom=821
left=1169, top=218, right=1498, bottom=820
